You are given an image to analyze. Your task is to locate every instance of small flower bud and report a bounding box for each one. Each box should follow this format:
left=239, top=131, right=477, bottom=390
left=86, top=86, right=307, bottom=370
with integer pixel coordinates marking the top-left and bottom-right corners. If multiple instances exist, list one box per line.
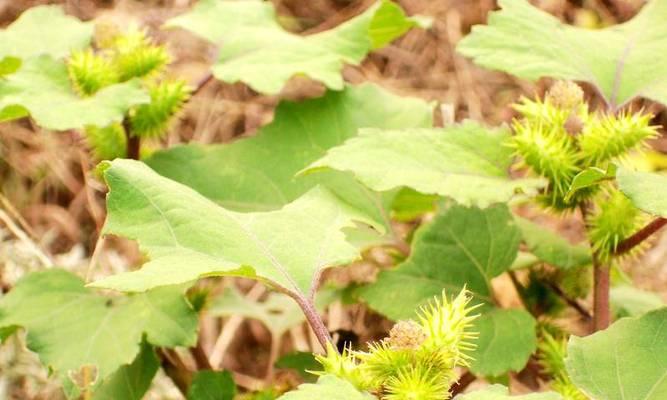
left=564, top=113, right=584, bottom=136
left=547, top=81, right=584, bottom=110
left=388, top=320, right=427, bottom=350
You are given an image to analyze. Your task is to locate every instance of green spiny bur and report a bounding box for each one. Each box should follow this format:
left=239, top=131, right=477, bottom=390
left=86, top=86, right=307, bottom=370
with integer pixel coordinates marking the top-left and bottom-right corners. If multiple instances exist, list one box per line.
left=130, top=79, right=191, bottom=139
left=84, top=123, right=127, bottom=161
left=537, top=332, right=587, bottom=400
left=67, top=49, right=118, bottom=96
left=109, top=28, right=170, bottom=81
left=589, top=190, right=645, bottom=261
left=315, top=289, right=479, bottom=399
left=578, top=111, right=658, bottom=166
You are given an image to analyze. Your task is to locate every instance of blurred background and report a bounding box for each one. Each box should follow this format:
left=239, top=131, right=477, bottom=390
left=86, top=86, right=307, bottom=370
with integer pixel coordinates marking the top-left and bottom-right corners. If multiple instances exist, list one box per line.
left=0, top=0, right=665, bottom=398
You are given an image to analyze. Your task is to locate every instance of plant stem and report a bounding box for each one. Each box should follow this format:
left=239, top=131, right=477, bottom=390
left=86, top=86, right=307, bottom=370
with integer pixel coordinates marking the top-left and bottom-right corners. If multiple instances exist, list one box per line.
left=580, top=203, right=610, bottom=331
left=122, top=118, right=140, bottom=160
left=614, top=217, right=667, bottom=255
left=592, top=257, right=610, bottom=331
left=290, top=293, right=332, bottom=350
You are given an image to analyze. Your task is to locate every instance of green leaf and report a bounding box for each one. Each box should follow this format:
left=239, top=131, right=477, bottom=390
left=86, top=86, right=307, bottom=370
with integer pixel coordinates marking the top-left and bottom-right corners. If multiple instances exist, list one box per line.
left=302, top=121, right=544, bottom=208
left=359, top=204, right=521, bottom=320
left=187, top=370, right=237, bottom=400
left=165, top=0, right=417, bottom=94
left=610, top=286, right=665, bottom=318
left=457, top=0, right=667, bottom=108
left=0, top=269, right=197, bottom=381
left=454, top=384, right=562, bottom=400
left=566, top=307, right=667, bottom=400
left=90, top=159, right=376, bottom=295
left=616, top=167, right=667, bottom=217
left=63, top=342, right=159, bottom=400
left=515, top=217, right=591, bottom=269
left=146, top=84, right=433, bottom=235
left=565, top=165, right=616, bottom=201
left=0, top=56, right=149, bottom=130
left=277, top=375, right=376, bottom=400
left=275, top=352, right=320, bottom=382
left=469, top=309, right=537, bottom=377
left=209, top=287, right=338, bottom=338
left=0, top=6, right=93, bottom=62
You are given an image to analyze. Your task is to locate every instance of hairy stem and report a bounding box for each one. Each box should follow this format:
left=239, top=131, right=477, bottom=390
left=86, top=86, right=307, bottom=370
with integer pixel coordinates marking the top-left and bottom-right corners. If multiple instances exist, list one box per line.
left=614, top=217, right=667, bottom=255
left=580, top=203, right=610, bottom=331
left=291, top=293, right=332, bottom=350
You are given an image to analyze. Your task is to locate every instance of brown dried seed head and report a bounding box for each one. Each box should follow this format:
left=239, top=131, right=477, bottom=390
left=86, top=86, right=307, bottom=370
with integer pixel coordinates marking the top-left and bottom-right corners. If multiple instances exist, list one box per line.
left=388, top=320, right=427, bottom=350
left=547, top=81, right=584, bottom=110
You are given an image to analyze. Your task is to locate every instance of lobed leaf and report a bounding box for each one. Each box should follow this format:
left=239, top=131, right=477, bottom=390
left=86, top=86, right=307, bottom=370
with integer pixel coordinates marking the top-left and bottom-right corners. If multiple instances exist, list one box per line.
left=359, top=204, right=521, bottom=320
left=90, top=159, right=377, bottom=295
left=469, top=309, right=537, bottom=377
left=457, top=0, right=667, bottom=109
left=146, top=84, right=433, bottom=239
left=0, top=56, right=149, bottom=130
left=302, top=121, right=544, bottom=208
left=0, top=269, right=197, bottom=382
left=0, top=6, right=92, bottom=63
left=616, top=167, right=667, bottom=217
left=166, top=0, right=419, bottom=94
left=566, top=307, right=667, bottom=400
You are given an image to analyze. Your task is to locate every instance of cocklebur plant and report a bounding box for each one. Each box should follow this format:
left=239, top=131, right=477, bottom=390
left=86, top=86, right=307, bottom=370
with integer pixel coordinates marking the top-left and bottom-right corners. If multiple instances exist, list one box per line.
left=312, top=289, right=479, bottom=399
left=67, top=27, right=191, bottom=160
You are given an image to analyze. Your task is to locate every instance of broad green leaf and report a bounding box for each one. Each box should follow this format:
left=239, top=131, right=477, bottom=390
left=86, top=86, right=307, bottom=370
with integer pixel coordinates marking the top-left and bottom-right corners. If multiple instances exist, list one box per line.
left=0, top=56, right=149, bottom=130
left=457, top=0, right=667, bottom=109
left=63, top=342, right=159, bottom=400
left=0, top=6, right=92, bottom=62
left=566, top=307, right=667, bottom=400
left=277, top=375, right=376, bottom=400
left=209, top=287, right=338, bottom=338
left=454, top=385, right=562, bottom=400
left=166, top=0, right=417, bottom=94
left=90, top=159, right=376, bottom=295
left=302, top=122, right=544, bottom=208
left=470, top=309, right=537, bottom=377
left=515, top=217, right=591, bottom=269
left=565, top=165, right=616, bottom=201
left=359, top=204, right=521, bottom=320
left=616, top=167, right=667, bottom=216
left=187, top=370, right=236, bottom=400
left=0, top=269, right=197, bottom=381
left=610, top=286, right=665, bottom=318
left=146, top=84, right=433, bottom=235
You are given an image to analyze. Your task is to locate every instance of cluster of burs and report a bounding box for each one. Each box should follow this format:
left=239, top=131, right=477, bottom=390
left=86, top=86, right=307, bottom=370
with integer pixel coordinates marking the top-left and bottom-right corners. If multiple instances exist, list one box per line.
left=315, top=290, right=478, bottom=400
left=511, top=81, right=657, bottom=260
left=66, top=25, right=190, bottom=160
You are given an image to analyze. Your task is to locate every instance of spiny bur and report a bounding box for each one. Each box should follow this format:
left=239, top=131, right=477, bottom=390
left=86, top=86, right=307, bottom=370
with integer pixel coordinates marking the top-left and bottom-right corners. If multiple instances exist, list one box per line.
left=537, top=331, right=588, bottom=400
left=108, top=28, right=170, bottom=82
left=67, top=49, right=118, bottom=96
left=315, top=289, right=479, bottom=399
left=130, top=79, right=191, bottom=139
left=588, top=190, right=645, bottom=261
